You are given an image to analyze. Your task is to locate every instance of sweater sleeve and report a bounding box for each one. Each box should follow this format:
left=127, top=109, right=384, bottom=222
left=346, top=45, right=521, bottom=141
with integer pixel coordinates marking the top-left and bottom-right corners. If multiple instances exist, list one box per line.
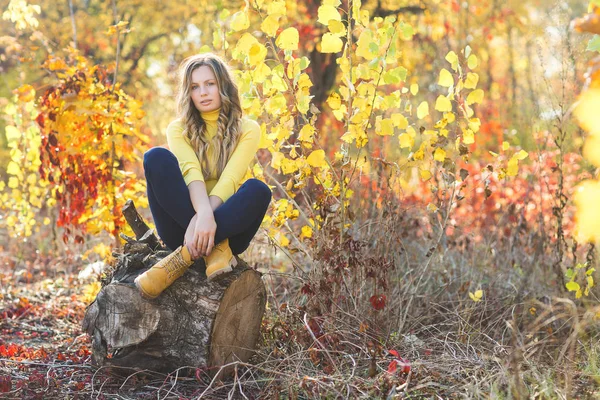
left=210, top=118, right=261, bottom=202
left=166, top=119, right=205, bottom=185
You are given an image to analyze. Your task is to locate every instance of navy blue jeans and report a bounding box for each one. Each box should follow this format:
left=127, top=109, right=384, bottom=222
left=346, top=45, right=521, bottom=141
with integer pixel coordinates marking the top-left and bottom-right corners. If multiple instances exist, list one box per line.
left=143, top=147, right=271, bottom=254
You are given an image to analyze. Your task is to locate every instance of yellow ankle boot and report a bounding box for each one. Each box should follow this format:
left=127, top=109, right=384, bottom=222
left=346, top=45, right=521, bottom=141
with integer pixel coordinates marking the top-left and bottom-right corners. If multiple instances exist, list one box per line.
left=134, top=245, right=193, bottom=299
left=205, top=239, right=237, bottom=281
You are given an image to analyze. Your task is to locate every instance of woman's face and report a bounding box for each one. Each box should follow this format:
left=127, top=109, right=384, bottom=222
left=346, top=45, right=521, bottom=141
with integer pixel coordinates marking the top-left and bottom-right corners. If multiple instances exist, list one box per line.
left=190, top=65, right=222, bottom=113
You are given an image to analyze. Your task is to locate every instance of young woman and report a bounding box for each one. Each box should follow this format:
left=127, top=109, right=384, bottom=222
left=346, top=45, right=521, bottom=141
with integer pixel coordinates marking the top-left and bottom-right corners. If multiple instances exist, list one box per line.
left=135, top=53, right=271, bottom=299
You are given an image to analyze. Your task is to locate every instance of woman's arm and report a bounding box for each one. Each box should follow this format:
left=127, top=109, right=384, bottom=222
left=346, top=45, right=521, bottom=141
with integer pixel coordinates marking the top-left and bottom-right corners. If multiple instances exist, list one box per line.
left=186, top=181, right=217, bottom=258
left=209, top=195, right=223, bottom=211
left=166, top=119, right=205, bottom=185
left=209, top=119, right=261, bottom=203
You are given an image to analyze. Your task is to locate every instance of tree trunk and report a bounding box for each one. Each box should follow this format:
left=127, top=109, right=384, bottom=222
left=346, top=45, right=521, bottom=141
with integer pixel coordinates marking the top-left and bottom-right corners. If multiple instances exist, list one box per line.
left=81, top=201, right=267, bottom=378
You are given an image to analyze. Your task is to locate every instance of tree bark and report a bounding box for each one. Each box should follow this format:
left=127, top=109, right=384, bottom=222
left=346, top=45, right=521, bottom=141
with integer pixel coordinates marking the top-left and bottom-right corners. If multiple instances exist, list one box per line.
left=82, top=201, right=267, bottom=378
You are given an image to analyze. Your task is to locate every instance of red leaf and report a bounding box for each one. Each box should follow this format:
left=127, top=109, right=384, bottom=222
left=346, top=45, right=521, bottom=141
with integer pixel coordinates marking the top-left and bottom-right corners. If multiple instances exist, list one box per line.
left=7, top=344, right=19, bottom=357
left=0, top=375, right=11, bottom=392
left=388, top=349, right=399, bottom=358
left=399, top=358, right=411, bottom=374
left=387, top=360, right=398, bottom=374
left=369, top=294, right=386, bottom=310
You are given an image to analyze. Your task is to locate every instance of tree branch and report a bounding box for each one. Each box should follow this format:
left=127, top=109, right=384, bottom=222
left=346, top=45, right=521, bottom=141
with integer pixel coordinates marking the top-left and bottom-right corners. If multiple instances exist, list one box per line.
left=373, top=4, right=425, bottom=18
left=124, top=33, right=167, bottom=77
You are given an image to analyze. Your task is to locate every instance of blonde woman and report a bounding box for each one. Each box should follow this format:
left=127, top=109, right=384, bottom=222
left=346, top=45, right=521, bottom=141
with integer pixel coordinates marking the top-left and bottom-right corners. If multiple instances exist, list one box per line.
left=135, top=53, right=271, bottom=299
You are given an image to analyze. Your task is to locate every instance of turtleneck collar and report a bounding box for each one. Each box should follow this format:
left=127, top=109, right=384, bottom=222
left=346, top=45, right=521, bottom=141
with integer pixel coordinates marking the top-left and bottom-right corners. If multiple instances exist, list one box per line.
left=200, top=107, right=221, bottom=124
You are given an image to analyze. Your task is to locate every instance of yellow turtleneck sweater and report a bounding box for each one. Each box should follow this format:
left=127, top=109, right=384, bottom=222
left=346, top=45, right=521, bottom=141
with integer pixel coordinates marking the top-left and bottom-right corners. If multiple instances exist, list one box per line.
left=165, top=108, right=261, bottom=203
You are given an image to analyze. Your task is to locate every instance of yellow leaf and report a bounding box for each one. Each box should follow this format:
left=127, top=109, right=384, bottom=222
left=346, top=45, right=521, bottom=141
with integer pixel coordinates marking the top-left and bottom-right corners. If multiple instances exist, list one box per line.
left=276, top=28, right=299, bottom=50
left=6, top=161, right=21, bottom=176
left=584, top=134, right=600, bottom=166
left=307, top=149, right=327, bottom=168
left=356, top=29, right=376, bottom=60
left=261, top=15, right=280, bottom=37
left=417, top=101, right=429, bottom=119
left=26, top=174, right=36, bottom=185
left=277, top=232, right=290, bottom=247
left=253, top=62, right=271, bottom=83
left=270, top=151, right=284, bottom=171
left=514, top=150, right=528, bottom=160
left=435, top=95, right=452, bottom=112
left=298, top=125, right=315, bottom=143
left=328, top=20, right=346, bottom=36
left=502, top=141, right=510, bottom=151
left=391, top=113, right=408, bottom=129
left=468, top=118, right=481, bottom=132
left=321, top=33, right=343, bottom=53
left=296, top=92, right=312, bottom=115
left=419, top=169, right=432, bottom=180
left=465, top=72, right=479, bottom=89
left=6, top=215, right=17, bottom=227
left=230, top=11, right=249, bottom=31
left=566, top=281, right=580, bottom=292
left=300, top=225, right=313, bottom=239
left=15, top=84, right=35, bottom=102
left=297, top=73, right=313, bottom=90
left=249, top=43, right=267, bottom=66
left=267, top=0, right=286, bottom=15
left=376, top=118, right=394, bottom=136
left=574, top=180, right=600, bottom=243
left=507, top=157, right=519, bottom=177
left=467, top=54, right=478, bottom=69
left=80, top=282, right=101, bottom=304
left=317, top=5, right=341, bottom=25
left=8, top=177, right=19, bottom=189
left=438, top=68, right=454, bottom=87
left=469, top=289, right=483, bottom=302
left=235, top=33, right=259, bottom=56
left=410, top=83, right=419, bottom=96
left=427, top=203, right=438, bottom=212
left=5, top=125, right=21, bottom=141
left=463, top=129, right=474, bottom=145
left=575, top=89, right=600, bottom=135
left=398, top=133, right=414, bottom=149
left=281, top=158, right=300, bottom=174
left=445, top=51, right=459, bottom=71
left=467, top=89, right=484, bottom=105
left=327, top=92, right=342, bottom=110
left=433, top=148, right=446, bottom=162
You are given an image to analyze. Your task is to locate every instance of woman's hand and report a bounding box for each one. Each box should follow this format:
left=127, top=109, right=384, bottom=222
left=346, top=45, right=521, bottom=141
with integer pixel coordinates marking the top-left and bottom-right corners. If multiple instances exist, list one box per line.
left=186, top=206, right=216, bottom=258
left=183, top=214, right=198, bottom=259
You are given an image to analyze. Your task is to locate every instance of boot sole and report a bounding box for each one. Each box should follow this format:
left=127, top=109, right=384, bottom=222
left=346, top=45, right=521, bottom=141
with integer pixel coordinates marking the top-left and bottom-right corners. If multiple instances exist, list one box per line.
left=206, top=257, right=238, bottom=282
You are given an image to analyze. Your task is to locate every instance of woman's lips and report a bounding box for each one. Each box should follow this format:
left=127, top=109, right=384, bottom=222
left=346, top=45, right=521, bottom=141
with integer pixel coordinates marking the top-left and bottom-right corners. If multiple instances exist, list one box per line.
left=200, top=100, right=211, bottom=105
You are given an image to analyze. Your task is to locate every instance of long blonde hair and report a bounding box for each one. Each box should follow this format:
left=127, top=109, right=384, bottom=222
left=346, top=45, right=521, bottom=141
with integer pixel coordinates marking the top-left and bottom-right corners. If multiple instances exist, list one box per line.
left=176, top=53, right=243, bottom=179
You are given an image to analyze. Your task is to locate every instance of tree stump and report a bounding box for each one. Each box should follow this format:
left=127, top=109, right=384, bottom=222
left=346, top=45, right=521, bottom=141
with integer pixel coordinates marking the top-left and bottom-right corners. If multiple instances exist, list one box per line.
left=82, top=200, right=267, bottom=378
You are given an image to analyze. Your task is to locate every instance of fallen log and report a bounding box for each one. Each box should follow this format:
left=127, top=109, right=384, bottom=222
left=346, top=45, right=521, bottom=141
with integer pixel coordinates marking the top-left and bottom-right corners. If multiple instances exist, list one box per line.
left=82, top=200, right=267, bottom=378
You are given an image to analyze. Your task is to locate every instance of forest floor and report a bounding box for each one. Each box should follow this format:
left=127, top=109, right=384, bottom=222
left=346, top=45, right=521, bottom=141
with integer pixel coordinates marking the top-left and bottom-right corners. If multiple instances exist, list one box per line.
left=1, top=239, right=599, bottom=399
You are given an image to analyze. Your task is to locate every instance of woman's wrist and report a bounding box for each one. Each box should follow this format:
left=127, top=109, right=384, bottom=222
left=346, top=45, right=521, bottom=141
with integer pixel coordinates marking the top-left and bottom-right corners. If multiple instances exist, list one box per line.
left=208, top=195, right=223, bottom=211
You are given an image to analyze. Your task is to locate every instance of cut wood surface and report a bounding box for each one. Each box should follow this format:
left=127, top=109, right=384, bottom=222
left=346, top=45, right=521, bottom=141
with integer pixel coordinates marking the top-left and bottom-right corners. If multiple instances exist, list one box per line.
left=81, top=201, right=267, bottom=376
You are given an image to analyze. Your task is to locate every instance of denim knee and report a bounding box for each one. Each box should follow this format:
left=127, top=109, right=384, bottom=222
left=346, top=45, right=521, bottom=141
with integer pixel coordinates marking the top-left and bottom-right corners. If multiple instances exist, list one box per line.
left=245, top=179, right=271, bottom=206
left=143, top=147, right=175, bottom=175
